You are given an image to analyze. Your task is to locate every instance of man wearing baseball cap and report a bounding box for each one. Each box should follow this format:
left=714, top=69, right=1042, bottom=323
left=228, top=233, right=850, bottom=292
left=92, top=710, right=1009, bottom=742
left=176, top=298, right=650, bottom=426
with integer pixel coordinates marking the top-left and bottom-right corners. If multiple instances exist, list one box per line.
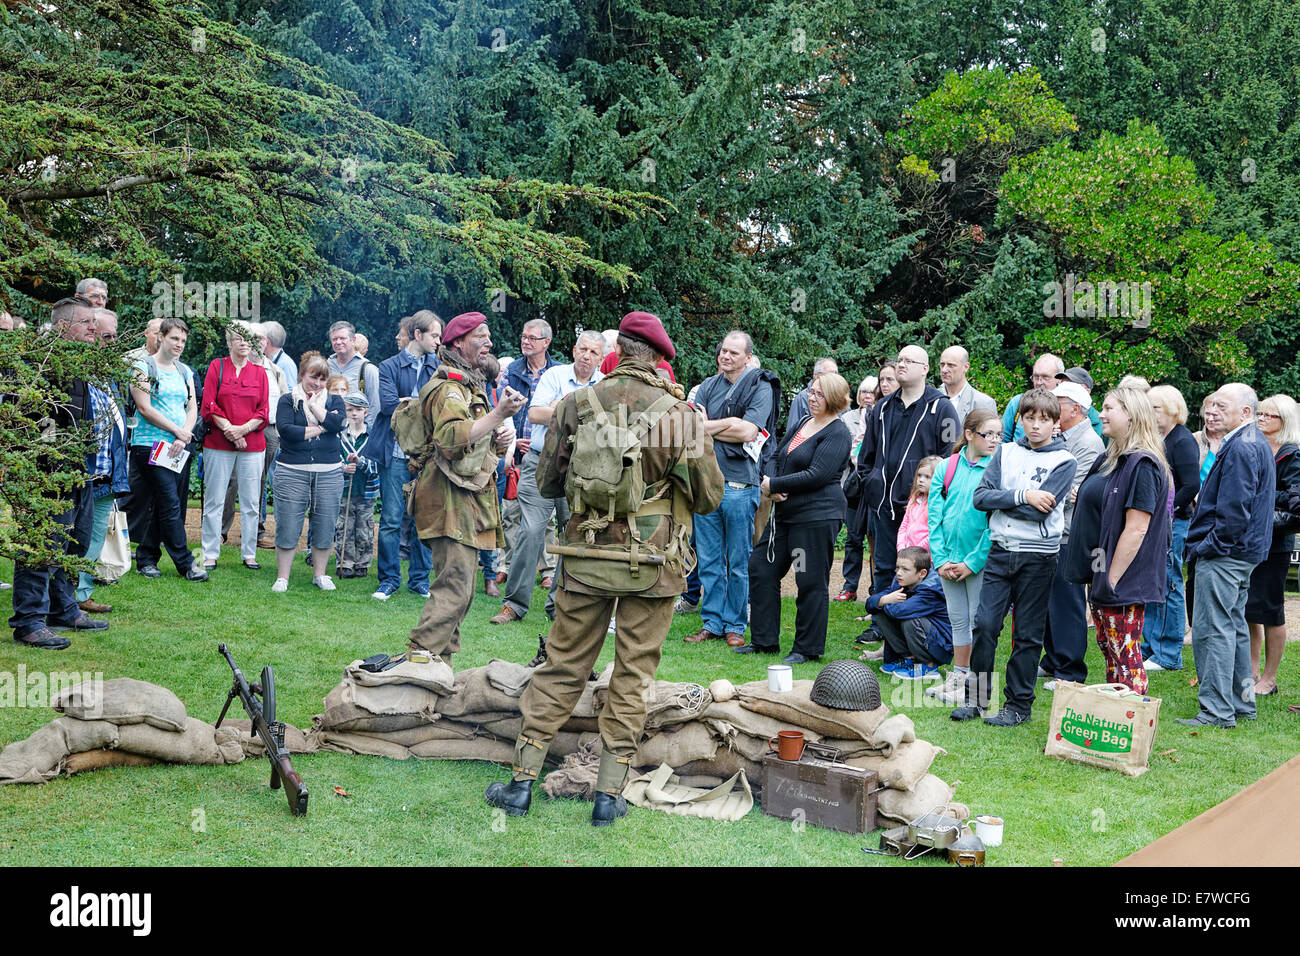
left=405, top=312, right=525, bottom=663
left=484, top=310, right=723, bottom=827
left=1039, top=380, right=1105, bottom=688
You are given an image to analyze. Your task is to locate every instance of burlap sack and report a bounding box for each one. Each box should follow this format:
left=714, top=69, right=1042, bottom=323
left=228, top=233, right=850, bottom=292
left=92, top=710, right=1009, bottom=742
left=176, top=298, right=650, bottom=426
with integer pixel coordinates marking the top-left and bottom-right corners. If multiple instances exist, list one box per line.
left=594, top=678, right=710, bottom=730
left=624, top=764, right=753, bottom=821
left=703, top=700, right=826, bottom=762
left=409, top=737, right=515, bottom=762
left=319, top=731, right=411, bottom=759
left=877, top=774, right=957, bottom=824
left=548, top=731, right=601, bottom=759
left=737, top=680, right=890, bottom=742
left=116, top=716, right=245, bottom=765
left=217, top=718, right=317, bottom=756
left=64, top=749, right=158, bottom=775
left=320, top=683, right=439, bottom=731
left=52, top=678, right=187, bottom=732
left=634, top=722, right=720, bottom=767
left=541, top=741, right=601, bottom=800
left=348, top=721, right=481, bottom=746
left=0, top=717, right=120, bottom=785
left=436, top=666, right=525, bottom=718
left=671, top=749, right=764, bottom=784
left=485, top=659, right=533, bottom=698
left=478, top=716, right=524, bottom=740
left=338, top=679, right=441, bottom=718
left=843, top=741, right=945, bottom=791
left=345, top=657, right=454, bottom=695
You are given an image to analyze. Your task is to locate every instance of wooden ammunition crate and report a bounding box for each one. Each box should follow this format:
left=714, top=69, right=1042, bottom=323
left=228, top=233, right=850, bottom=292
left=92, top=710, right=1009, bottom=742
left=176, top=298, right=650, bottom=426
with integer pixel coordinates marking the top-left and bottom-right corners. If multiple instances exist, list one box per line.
left=761, top=752, right=879, bottom=834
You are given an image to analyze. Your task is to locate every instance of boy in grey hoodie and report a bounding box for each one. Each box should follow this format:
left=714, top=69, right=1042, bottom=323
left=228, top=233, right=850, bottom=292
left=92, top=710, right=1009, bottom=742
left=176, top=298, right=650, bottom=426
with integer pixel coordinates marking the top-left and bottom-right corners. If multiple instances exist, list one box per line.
left=952, top=388, right=1077, bottom=726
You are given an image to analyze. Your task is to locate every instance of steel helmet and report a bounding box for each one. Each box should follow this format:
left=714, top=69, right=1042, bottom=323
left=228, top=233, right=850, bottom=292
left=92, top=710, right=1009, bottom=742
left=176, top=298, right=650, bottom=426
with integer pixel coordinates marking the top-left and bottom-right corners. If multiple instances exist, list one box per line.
left=810, top=659, right=882, bottom=711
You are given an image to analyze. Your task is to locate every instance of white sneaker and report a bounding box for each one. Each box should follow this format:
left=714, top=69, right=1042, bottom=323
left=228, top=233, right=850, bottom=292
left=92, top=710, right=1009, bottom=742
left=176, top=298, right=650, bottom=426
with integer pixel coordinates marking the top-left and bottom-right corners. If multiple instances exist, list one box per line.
left=271, top=578, right=289, bottom=593
left=314, top=575, right=336, bottom=591
left=1043, top=679, right=1058, bottom=692
left=1144, top=658, right=1165, bottom=672
left=1036, top=666, right=1050, bottom=680
left=608, top=616, right=617, bottom=635
left=926, top=669, right=967, bottom=704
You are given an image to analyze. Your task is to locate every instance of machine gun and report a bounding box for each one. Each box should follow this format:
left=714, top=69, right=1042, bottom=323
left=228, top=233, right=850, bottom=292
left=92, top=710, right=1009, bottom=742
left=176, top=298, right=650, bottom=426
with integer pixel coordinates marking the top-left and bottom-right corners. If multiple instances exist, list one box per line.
left=215, top=643, right=309, bottom=816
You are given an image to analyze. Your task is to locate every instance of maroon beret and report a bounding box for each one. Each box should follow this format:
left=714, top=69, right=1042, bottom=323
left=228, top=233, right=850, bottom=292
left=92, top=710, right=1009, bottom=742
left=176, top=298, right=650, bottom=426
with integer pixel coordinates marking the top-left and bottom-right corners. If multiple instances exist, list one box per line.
left=619, top=310, right=675, bottom=360
left=441, top=311, right=488, bottom=344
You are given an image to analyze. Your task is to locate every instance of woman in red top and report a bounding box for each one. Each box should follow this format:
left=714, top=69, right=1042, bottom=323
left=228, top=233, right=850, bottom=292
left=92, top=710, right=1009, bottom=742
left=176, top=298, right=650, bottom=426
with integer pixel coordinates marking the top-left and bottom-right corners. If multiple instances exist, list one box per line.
left=200, top=322, right=270, bottom=570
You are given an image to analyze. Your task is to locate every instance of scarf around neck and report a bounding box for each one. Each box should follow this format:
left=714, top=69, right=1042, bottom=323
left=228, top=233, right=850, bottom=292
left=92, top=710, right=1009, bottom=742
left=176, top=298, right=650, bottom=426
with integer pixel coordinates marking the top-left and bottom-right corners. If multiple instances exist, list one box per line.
left=437, top=344, right=487, bottom=392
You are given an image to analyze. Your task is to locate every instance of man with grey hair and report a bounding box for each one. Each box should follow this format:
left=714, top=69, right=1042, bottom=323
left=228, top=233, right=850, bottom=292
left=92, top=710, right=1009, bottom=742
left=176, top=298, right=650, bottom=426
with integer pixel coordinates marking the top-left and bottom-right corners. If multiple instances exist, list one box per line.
left=503, top=319, right=560, bottom=583
left=261, top=320, right=296, bottom=388
left=938, top=345, right=996, bottom=422
left=1179, top=383, right=1275, bottom=728
left=76, top=277, right=108, bottom=309
left=327, top=320, right=379, bottom=428
left=1002, top=352, right=1065, bottom=442
left=491, top=329, right=605, bottom=624
left=786, top=357, right=839, bottom=432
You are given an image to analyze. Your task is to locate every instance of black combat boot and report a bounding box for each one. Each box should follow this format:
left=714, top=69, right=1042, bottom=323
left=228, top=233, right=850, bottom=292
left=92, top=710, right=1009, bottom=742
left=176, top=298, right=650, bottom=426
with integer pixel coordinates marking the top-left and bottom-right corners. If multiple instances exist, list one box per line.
left=591, top=792, right=628, bottom=827
left=484, top=779, right=533, bottom=816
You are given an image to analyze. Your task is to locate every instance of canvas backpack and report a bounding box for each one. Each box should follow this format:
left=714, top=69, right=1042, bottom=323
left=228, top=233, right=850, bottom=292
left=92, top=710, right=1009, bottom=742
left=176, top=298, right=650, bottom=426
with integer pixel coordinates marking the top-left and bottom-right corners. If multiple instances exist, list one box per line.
left=566, top=388, right=681, bottom=527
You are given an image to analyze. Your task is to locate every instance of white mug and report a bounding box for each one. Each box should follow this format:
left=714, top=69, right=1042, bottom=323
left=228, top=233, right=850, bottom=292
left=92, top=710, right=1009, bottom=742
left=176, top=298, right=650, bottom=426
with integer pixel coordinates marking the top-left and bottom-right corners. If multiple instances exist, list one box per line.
left=767, top=664, right=793, bottom=693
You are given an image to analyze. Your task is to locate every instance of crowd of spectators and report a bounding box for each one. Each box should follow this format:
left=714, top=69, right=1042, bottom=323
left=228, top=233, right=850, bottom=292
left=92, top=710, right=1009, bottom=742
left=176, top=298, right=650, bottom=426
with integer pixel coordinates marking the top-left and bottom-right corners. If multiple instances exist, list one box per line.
left=6, top=293, right=1299, bottom=731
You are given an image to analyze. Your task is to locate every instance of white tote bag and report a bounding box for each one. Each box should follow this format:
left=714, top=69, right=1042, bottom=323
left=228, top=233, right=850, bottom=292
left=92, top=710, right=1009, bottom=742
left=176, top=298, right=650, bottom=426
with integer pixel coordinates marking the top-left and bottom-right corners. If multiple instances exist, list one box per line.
left=95, top=502, right=131, bottom=582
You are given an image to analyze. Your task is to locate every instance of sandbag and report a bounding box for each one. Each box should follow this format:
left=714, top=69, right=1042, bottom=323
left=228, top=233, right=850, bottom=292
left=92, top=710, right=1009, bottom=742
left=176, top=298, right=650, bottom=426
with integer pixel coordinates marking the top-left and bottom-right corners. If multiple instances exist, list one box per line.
left=115, top=716, right=245, bottom=765
left=345, top=657, right=454, bottom=695
left=737, top=680, right=890, bottom=742
left=571, top=679, right=602, bottom=720
left=634, top=722, right=720, bottom=767
left=436, top=667, right=525, bottom=718
left=337, top=679, right=440, bottom=718
left=594, top=677, right=711, bottom=729
left=671, top=749, right=763, bottom=784
left=409, top=737, right=515, bottom=762
left=319, top=684, right=438, bottom=732
left=64, top=749, right=158, bottom=775
left=877, top=774, right=957, bottom=824
left=347, top=721, right=482, bottom=746
left=0, top=723, right=68, bottom=785
left=478, top=716, right=524, bottom=741
left=548, top=731, right=601, bottom=759
left=217, top=718, right=317, bottom=755
left=624, top=764, right=753, bottom=821
left=57, top=717, right=121, bottom=755
left=703, top=699, right=825, bottom=762
left=52, top=677, right=187, bottom=733
left=485, top=659, right=534, bottom=698
left=319, top=731, right=411, bottom=760
left=842, top=741, right=945, bottom=791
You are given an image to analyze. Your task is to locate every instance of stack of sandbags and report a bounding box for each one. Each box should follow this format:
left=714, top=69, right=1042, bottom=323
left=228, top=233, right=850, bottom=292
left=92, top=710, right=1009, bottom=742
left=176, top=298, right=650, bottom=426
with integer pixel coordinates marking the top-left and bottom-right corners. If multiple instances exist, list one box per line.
left=312, top=658, right=599, bottom=763
left=0, top=678, right=245, bottom=784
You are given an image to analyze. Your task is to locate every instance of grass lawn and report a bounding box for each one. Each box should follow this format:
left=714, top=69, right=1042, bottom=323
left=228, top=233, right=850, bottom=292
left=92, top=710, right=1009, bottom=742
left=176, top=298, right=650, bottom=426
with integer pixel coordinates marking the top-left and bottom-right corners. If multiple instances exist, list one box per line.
left=1, top=548, right=1297, bottom=867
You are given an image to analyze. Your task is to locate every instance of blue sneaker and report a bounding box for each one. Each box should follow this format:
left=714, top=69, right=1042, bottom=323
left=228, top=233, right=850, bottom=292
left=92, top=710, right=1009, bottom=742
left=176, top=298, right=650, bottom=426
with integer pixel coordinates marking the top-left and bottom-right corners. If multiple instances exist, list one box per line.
left=372, top=583, right=398, bottom=601
left=409, top=584, right=430, bottom=598
left=897, top=663, right=942, bottom=681
left=881, top=659, right=913, bottom=676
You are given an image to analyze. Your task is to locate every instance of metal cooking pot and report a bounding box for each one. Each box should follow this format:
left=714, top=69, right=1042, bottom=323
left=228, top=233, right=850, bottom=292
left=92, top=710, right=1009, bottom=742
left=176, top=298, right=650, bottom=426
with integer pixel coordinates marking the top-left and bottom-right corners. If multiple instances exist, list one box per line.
left=946, top=833, right=986, bottom=867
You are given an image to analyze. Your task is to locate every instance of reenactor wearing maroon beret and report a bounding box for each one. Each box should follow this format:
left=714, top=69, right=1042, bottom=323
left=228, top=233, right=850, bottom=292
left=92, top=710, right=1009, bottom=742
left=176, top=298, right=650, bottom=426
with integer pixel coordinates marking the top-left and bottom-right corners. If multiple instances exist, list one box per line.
left=484, top=311, right=724, bottom=826
left=406, top=312, right=525, bottom=663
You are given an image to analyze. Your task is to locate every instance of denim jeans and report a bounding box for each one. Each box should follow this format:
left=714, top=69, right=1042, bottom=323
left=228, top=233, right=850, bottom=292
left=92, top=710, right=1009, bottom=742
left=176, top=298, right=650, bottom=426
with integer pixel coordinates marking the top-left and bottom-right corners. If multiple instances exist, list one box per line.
left=1140, top=515, right=1189, bottom=669
left=377, top=457, right=431, bottom=591
left=129, top=445, right=194, bottom=573
left=1190, top=556, right=1257, bottom=724
left=695, top=483, right=759, bottom=635
left=9, top=485, right=93, bottom=632
left=76, top=494, right=115, bottom=602
left=967, top=545, right=1058, bottom=715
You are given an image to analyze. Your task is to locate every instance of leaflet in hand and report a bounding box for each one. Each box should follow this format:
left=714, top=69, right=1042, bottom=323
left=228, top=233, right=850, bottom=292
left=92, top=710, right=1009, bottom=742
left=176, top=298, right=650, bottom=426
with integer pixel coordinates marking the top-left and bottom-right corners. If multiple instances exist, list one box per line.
left=149, top=440, right=190, bottom=473
left=742, top=428, right=769, bottom=462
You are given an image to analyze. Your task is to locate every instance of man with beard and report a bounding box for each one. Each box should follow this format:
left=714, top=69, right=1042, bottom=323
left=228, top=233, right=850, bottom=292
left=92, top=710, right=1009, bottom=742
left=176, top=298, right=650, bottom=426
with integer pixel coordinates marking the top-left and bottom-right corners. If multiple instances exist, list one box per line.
left=405, top=312, right=525, bottom=664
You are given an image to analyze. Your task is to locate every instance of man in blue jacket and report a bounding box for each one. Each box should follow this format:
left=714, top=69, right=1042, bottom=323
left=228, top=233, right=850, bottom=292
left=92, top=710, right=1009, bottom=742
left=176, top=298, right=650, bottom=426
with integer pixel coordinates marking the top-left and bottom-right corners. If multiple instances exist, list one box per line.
left=861, top=546, right=952, bottom=681
left=371, top=312, right=441, bottom=600
left=1179, top=383, right=1275, bottom=728
left=852, top=344, right=960, bottom=593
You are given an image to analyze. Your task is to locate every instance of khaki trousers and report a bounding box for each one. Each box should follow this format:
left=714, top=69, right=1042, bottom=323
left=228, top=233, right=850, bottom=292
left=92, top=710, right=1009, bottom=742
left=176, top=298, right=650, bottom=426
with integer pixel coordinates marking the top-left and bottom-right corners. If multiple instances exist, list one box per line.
left=407, top=537, right=478, bottom=660
left=520, top=588, right=673, bottom=758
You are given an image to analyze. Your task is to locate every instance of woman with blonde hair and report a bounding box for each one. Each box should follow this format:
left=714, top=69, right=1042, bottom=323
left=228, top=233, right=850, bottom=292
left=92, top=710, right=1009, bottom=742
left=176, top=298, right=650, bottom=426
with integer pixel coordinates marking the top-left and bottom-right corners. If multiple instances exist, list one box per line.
left=1246, top=394, right=1300, bottom=696
left=1063, top=387, right=1172, bottom=692
left=1140, top=385, right=1201, bottom=671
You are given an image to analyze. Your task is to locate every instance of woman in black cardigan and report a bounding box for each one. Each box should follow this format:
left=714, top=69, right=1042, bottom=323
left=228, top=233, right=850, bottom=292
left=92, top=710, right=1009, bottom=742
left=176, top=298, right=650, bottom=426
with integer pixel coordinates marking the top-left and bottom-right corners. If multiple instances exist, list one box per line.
left=736, top=372, right=852, bottom=664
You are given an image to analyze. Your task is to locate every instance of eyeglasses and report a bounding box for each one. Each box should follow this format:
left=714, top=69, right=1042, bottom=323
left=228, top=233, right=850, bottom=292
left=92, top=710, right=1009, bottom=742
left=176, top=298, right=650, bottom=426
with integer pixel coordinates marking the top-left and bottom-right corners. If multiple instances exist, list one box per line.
left=1258, top=412, right=1281, bottom=420
left=521, top=334, right=550, bottom=343
left=808, top=389, right=825, bottom=399
left=975, top=430, right=1002, bottom=441
left=895, top=357, right=925, bottom=368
